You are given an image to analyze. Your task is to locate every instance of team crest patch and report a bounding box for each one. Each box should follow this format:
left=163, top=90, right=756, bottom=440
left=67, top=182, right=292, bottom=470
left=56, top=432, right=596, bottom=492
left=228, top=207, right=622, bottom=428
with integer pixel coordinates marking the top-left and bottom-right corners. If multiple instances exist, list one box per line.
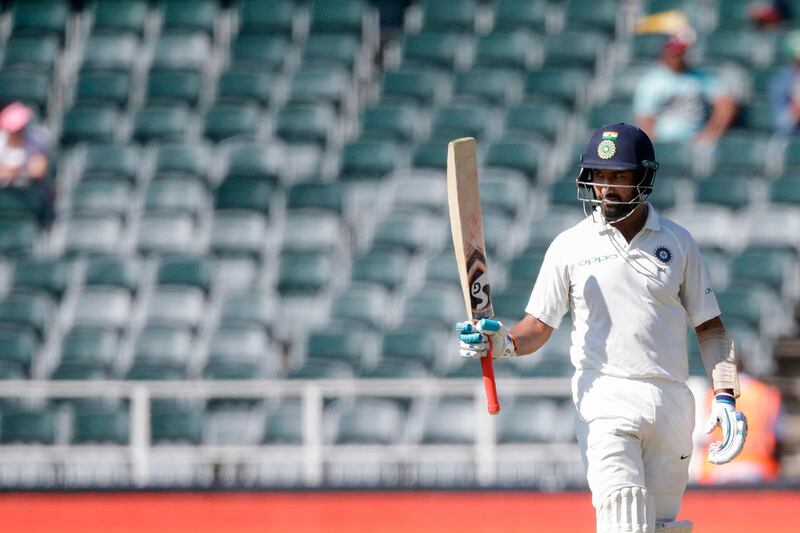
left=654, top=246, right=672, bottom=264
left=597, top=139, right=616, bottom=159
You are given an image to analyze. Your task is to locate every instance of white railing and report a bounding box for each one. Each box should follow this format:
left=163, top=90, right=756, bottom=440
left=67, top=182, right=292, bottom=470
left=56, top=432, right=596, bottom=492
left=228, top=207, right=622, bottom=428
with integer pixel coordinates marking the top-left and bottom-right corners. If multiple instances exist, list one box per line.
left=0, top=378, right=583, bottom=488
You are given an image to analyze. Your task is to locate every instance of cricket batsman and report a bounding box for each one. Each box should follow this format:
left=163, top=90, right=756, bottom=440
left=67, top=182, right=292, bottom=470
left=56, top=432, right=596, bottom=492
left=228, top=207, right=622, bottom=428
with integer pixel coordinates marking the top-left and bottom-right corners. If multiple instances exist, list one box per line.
left=458, top=123, right=748, bottom=532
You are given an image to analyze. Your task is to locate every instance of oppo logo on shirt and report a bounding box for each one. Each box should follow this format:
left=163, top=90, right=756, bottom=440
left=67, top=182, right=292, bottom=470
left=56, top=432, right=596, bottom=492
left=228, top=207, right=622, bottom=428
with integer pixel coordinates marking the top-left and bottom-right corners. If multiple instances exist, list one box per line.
left=577, top=254, right=619, bottom=266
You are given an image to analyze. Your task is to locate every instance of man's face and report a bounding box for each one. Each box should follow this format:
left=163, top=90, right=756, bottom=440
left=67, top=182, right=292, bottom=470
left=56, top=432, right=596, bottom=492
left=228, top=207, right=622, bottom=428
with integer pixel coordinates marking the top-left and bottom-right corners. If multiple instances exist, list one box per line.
left=591, top=169, right=640, bottom=220
left=661, top=48, right=686, bottom=72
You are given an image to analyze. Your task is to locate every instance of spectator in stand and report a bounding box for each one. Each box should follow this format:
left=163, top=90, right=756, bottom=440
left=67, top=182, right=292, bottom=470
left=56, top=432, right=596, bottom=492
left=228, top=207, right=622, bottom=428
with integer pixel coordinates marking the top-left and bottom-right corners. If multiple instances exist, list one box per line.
left=634, top=36, right=737, bottom=144
left=769, top=31, right=800, bottom=135
left=0, top=102, right=54, bottom=227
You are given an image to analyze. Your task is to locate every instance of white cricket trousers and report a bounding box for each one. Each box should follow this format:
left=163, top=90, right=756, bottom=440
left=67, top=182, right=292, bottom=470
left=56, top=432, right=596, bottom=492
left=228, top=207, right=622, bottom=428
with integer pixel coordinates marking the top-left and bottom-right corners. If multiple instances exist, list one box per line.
left=573, top=368, right=695, bottom=523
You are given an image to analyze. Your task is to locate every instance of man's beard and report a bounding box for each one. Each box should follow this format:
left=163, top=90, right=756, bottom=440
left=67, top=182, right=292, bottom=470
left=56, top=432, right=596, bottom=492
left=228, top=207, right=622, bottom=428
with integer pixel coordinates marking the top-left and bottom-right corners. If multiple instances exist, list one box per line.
left=601, top=198, right=636, bottom=222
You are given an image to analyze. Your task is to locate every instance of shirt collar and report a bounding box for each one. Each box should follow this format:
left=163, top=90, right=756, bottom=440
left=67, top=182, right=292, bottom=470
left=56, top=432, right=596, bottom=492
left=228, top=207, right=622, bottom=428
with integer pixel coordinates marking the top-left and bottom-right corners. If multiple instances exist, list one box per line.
left=592, top=203, right=660, bottom=233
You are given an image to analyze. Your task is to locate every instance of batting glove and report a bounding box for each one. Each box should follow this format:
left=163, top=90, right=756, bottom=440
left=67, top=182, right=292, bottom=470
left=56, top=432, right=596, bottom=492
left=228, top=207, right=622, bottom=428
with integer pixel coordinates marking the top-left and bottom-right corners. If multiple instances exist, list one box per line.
left=704, top=392, right=748, bottom=465
left=457, top=319, right=517, bottom=360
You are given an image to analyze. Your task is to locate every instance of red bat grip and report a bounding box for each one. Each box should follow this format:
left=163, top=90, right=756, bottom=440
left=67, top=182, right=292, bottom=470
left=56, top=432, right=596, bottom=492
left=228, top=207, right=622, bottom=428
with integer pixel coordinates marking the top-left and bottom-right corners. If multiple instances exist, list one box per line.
left=481, top=345, right=500, bottom=414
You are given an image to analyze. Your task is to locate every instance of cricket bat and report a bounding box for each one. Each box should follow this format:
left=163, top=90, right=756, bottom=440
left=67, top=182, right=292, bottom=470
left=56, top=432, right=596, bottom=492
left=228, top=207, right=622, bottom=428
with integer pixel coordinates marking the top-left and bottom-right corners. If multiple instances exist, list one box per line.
left=446, top=137, right=501, bottom=415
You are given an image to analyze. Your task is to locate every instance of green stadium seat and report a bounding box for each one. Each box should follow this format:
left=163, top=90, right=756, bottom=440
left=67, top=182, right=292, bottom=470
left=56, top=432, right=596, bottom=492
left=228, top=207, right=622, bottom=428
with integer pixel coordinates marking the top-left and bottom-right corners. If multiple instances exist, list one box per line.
left=0, top=217, right=37, bottom=256
left=781, top=139, right=800, bottom=173
left=280, top=212, right=343, bottom=253
left=275, top=104, right=336, bottom=146
left=131, top=327, right=192, bottom=375
left=769, top=177, right=800, bottom=205
left=309, top=0, right=366, bottom=35
left=145, top=287, right=205, bottom=330
left=340, top=140, right=399, bottom=181
left=504, top=102, right=568, bottom=142
left=2, top=36, right=59, bottom=73
left=151, top=403, right=203, bottom=444
left=430, top=104, right=489, bottom=141
left=420, top=398, right=474, bottom=444
left=203, top=326, right=269, bottom=379
left=210, top=211, right=267, bottom=258
left=154, top=142, right=211, bottom=183
left=402, top=284, right=463, bottom=328
left=286, top=182, right=344, bottom=214
left=390, top=172, right=447, bottom=214
left=11, top=0, right=68, bottom=40
left=543, top=31, right=607, bottom=69
left=84, top=255, right=140, bottom=294
left=82, top=144, right=140, bottom=183
left=607, top=64, right=652, bottom=104
left=508, top=249, right=546, bottom=287
left=359, top=359, right=430, bottom=378
left=402, top=31, right=460, bottom=70
left=12, top=258, right=70, bottom=299
left=361, top=103, right=417, bottom=143
left=729, top=248, right=794, bottom=292
left=144, top=178, right=206, bottom=219
left=695, top=177, right=750, bottom=209
left=56, top=327, right=118, bottom=376
left=411, top=141, right=447, bottom=169
left=277, top=251, right=333, bottom=295
left=215, top=177, right=273, bottom=214
left=288, top=67, right=349, bottom=109
left=157, top=255, right=213, bottom=294
left=162, top=0, right=217, bottom=35
left=474, top=31, right=535, bottom=72
left=217, top=70, right=274, bottom=107
left=712, top=134, right=767, bottom=175
left=71, top=179, right=131, bottom=217
left=230, top=35, right=289, bottom=71
left=0, top=292, right=54, bottom=339
left=564, top=0, right=618, bottom=34
left=0, top=361, right=26, bottom=379
left=632, top=34, right=670, bottom=63
left=715, top=285, right=773, bottom=329
left=225, top=142, right=279, bottom=184
left=220, top=291, right=273, bottom=330
left=421, top=0, right=476, bottom=33
left=0, top=189, right=39, bottom=219
left=716, top=0, right=756, bottom=30
left=491, top=286, right=530, bottom=322
left=485, top=140, right=541, bottom=179
left=61, top=105, right=118, bottom=146
left=423, top=250, right=459, bottom=286
left=330, top=284, right=389, bottom=330
left=146, top=71, right=201, bottom=107
left=71, top=403, right=129, bottom=444
left=704, top=29, right=761, bottom=67
left=647, top=176, right=678, bottom=210
left=81, top=34, right=139, bottom=73
left=351, top=248, right=410, bottom=289
left=372, top=212, right=440, bottom=253
left=151, top=33, right=210, bottom=73
left=739, top=100, right=773, bottom=133
left=752, top=66, right=781, bottom=96
left=203, top=103, right=260, bottom=142
left=381, top=69, right=443, bottom=106
left=335, top=399, right=405, bottom=445
left=0, top=71, right=49, bottom=112
left=381, top=326, right=440, bottom=368
left=524, top=68, right=589, bottom=107
left=496, top=398, right=559, bottom=443
left=527, top=209, right=583, bottom=250
left=479, top=173, right=527, bottom=218
left=302, top=34, right=361, bottom=70
left=0, top=407, right=55, bottom=444
left=91, top=0, right=148, bottom=36
left=588, top=102, right=634, bottom=130
left=652, top=141, right=694, bottom=177
left=75, top=71, right=131, bottom=108
left=136, top=213, right=196, bottom=255
left=0, top=329, right=37, bottom=376
left=263, top=401, right=302, bottom=443
left=64, top=214, right=123, bottom=256
left=452, top=69, right=519, bottom=106
left=492, top=0, right=547, bottom=33
left=132, top=104, right=190, bottom=143
left=72, top=287, right=132, bottom=331
left=306, top=325, right=368, bottom=367
left=238, top=0, right=295, bottom=37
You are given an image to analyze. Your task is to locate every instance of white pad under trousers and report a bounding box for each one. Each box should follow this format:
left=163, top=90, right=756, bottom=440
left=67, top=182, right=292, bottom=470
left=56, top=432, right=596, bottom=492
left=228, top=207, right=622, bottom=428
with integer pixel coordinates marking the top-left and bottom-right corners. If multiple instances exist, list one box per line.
left=574, top=370, right=696, bottom=530
left=597, top=486, right=654, bottom=533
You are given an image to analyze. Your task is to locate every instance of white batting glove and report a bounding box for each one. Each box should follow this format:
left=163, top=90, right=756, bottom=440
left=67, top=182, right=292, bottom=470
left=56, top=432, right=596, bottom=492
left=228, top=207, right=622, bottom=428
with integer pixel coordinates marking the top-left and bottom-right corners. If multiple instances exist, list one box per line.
left=704, top=392, right=748, bottom=465
left=457, top=319, right=517, bottom=360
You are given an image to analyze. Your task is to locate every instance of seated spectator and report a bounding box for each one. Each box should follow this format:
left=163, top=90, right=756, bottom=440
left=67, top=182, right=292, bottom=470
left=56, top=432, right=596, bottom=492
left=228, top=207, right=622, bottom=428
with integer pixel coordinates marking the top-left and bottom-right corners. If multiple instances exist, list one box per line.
left=0, top=102, right=54, bottom=226
left=770, top=30, right=800, bottom=135
left=634, top=37, right=737, bottom=144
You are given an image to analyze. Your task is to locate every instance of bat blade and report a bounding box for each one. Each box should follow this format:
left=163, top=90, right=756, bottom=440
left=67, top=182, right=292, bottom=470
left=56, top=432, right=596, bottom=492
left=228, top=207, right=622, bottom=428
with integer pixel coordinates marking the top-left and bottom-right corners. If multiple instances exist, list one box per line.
left=446, top=137, right=500, bottom=415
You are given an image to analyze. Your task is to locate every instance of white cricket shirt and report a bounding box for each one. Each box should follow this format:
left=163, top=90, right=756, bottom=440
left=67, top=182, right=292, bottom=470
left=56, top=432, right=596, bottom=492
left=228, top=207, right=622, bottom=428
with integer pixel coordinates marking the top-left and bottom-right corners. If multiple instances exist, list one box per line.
left=526, top=204, right=720, bottom=382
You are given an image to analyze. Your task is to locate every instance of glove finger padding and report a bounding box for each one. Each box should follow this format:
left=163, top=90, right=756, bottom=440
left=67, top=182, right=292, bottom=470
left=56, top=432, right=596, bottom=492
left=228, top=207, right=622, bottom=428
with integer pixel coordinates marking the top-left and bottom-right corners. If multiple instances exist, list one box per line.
left=457, top=320, right=489, bottom=359
left=706, top=397, right=748, bottom=465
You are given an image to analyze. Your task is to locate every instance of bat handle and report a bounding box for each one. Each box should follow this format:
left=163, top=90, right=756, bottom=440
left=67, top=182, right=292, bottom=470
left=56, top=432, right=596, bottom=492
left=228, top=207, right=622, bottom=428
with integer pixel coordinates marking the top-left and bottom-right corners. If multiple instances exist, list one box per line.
left=481, top=345, right=500, bottom=415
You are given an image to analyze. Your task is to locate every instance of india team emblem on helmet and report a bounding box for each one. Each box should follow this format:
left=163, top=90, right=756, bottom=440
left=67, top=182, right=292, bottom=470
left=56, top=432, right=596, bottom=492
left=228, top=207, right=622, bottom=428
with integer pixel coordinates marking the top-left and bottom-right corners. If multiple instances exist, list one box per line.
left=654, top=246, right=672, bottom=264
left=597, top=139, right=616, bottom=159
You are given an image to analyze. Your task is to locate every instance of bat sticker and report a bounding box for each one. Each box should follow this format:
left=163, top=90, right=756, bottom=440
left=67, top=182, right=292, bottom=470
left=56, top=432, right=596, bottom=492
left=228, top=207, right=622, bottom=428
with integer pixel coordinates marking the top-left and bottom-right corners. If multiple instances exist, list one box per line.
left=466, top=246, right=493, bottom=318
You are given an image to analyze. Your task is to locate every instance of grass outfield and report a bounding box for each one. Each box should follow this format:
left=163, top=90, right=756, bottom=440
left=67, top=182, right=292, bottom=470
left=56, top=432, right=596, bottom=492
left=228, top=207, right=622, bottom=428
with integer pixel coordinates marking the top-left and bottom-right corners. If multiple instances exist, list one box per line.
left=1, top=490, right=799, bottom=532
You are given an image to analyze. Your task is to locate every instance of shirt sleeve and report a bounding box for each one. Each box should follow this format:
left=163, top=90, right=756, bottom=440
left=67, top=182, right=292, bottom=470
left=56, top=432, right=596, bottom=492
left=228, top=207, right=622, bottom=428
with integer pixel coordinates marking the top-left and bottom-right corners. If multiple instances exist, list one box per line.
left=525, top=237, right=570, bottom=329
left=680, top=234, right=721, bottom=327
